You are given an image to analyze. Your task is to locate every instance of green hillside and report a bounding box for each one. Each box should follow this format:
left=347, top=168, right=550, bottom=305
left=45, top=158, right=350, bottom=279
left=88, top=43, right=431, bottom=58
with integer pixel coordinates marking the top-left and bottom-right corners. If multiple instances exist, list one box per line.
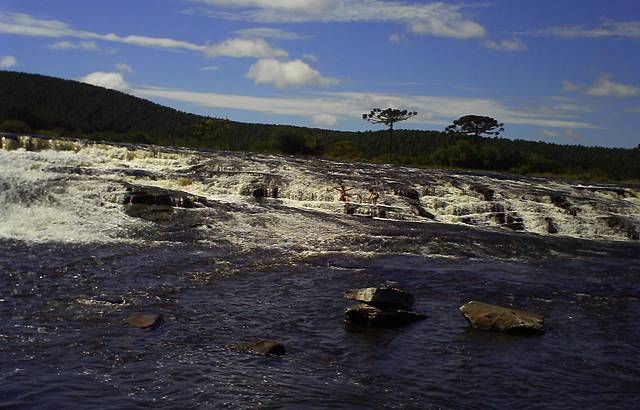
left=1, top=70, right=638, bottom=181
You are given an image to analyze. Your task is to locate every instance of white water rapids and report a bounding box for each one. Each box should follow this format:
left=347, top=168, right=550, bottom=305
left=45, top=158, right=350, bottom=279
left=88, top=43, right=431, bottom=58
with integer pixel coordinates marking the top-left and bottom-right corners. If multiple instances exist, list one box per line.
left=1, top=135, right=639, bottom=246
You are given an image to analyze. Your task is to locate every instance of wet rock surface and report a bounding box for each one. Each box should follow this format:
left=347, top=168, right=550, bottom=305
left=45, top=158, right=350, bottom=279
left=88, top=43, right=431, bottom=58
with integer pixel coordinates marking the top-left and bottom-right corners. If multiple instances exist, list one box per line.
left=344, top=303, right=426, bottom=328
left=120, top=184, right=211, bottom=222
left=122, top=185, right=210, bottom=209
left=344, top=287, right=415, bottom=310
left=124, top=313, right=164, bottom=329
left=459, top=301, right=544, bottom=334
left=229, top=340, right=287, bottom=356
left=344, top=287, right=425, bottom=328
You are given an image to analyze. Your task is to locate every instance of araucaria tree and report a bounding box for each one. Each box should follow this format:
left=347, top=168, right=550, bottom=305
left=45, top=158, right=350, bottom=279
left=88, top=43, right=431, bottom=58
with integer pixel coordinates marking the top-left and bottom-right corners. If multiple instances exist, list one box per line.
left=445, top=115, right=504, bottom=138
left=363, top=108, right=417, bottom=161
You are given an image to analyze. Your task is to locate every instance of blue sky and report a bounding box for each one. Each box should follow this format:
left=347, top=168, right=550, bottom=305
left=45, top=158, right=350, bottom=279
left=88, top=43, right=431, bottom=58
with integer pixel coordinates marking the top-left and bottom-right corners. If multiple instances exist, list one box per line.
left=1, top=0, right=639, bottom=148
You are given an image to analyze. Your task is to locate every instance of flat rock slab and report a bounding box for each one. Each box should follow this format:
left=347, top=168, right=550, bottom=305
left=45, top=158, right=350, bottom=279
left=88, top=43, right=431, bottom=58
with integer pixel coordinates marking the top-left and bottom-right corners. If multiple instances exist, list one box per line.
left=344, top=287, right=415, bottom=310
left=344, top=303, right=426, bottom=328
left=124, top=313, right=163, bottom=329
left=460, top=301, right=544, bottom=334
left=229, top=340, right=286, bottom=356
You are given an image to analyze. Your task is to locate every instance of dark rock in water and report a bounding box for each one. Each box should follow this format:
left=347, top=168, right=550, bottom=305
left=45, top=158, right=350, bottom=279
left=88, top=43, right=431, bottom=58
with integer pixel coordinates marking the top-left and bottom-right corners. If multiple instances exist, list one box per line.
left=545, top=217, right=559, bottom=234
left=344, top=203, right=357, bottom=215
left=505, top=213, right=525, bottom=231
left=124, top=313, right=163, bottom=329
left=344, top=304, right=426, bottom=328
left=602, top=215, right=639, bottom=240
left=461, top=216, right=477, bottom=225
left=344, top=287, right=415, bottom=310
left=394, top=188, right=420, bottom=201
left=549, top=194, right=579, bottom=215
left=416, top=206, right=435, bottom=219
left=229, top=340, right=286, bottom=356
left=92, top=295, right=125, bottom=305
left=549, top=194, right=571, bottom=210
left=251, top=186, right=279, bottom=199
left=122, top=185, right=209, bottom=208
left=459, top=301, right=544, bottom=334
left=471, top=184, right=494, bottom=201
left=121, top=184, right=210, bottom=222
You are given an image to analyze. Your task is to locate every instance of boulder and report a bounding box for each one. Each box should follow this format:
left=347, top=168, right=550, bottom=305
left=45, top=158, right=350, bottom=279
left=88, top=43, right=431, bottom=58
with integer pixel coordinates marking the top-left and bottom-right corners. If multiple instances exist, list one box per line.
left=545, top=217, right=559, bottom=234
left=344, top=287, right=415, bottom=310
left=344, top=303, right=426, bottom=328
left=471, top=184, right=494, bottom=201
left=229, top=340, right=286, bottom=356
left=120, top=184, right=210, bottom=222
left=459, top=301, right=544, bottom=334
left=124, top=313, right=163, bottom=329
left=123, top=185, right=208, bottom=208
left=394, top=188, right=420, bottom=201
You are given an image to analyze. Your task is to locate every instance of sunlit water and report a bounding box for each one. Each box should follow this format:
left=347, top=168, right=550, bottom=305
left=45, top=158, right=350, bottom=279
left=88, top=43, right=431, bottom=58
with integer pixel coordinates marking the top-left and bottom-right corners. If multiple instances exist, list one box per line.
left=1, top=136, right=639, bottom=409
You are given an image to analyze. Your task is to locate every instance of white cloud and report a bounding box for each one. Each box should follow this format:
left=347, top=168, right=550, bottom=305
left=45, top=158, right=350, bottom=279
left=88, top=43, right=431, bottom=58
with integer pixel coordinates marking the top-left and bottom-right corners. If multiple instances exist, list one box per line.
left=246, top=58, right=338, bottom=88
left=312, top=113, right=338, bottom=127
left=389, top=32, right=402, bottom=44
left=133, top=86, right=596, bottom=129
left=302, top=52, right=317, bottom=62
left=187, top=0, right=486, bottom=40
left=541, top=128, right=583, bottom=142
left=49, top=40, right=99, bottom=50
left=233, top=27, right=306, bottom=40
left=0, top=55, right=17, bottom=68
left=561, top=80, right=581, bottom=93
left=80, top=71, right=129, bottom=92
left=563, top=74, right=640, bottom=97
left=204, top=37, right=287, bottom=58
left=115, top=63, right=133, bottom=74
left=201, top=65, right=220, bottom=71
left=483, top=38, right=526, bottom=51
left=0, top=11, right=288, bottom=59
left=532, top=20, right=640, bottom=39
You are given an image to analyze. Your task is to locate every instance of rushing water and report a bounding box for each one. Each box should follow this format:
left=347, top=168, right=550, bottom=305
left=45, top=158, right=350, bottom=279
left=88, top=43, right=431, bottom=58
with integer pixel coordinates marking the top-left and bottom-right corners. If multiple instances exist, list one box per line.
left=1, top=135, right=639, bottom=409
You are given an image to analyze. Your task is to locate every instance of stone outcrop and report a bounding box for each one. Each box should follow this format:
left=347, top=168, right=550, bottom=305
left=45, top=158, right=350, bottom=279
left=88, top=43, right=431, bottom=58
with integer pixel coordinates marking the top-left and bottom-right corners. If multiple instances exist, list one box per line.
left=393, top=188, right=420, bottom=201
left=344, top=304, right=426, bottom=328
left=459, top=301, right=544, bottom=334
left=124, top=313, right=164, bottom=329
left=229, top=340, right=286, bottom=356
left=343, top=286, right=426, bottom=328
left=120, top=184, right=210, bottom=222
left=344, top=287, right=414, bottom=310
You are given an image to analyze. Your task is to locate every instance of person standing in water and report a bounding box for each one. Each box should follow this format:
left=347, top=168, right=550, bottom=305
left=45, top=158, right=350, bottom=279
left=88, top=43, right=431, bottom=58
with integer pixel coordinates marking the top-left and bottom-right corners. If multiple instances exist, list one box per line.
left=334, top=184, right=353, bottom=202
left=368, top=188, right=380, bottom=205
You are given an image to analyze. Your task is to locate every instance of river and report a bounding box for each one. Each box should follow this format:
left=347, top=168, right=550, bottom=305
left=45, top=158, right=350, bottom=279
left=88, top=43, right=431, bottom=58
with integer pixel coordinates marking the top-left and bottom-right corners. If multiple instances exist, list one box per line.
left=1, top=135, right=639, bottom=409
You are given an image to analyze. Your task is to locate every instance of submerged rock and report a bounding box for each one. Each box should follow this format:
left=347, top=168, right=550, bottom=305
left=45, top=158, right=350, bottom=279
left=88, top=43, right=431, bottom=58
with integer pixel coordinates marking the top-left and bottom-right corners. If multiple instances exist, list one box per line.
left=124, top=313, right=164, bottom=329
left=459, top=301, right=544, bottom=334
left=229, top=340, right=286, bottom=356
left=91, top=295, right=125, bottom=305
left=344, top=287, right=415, bottom=310
left=344, top=303, right=426, bottom=328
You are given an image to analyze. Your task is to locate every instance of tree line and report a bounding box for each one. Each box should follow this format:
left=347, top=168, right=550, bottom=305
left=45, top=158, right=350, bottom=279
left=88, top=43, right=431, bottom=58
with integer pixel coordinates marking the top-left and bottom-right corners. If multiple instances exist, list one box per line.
left=1, top=71, right=638, bottom=182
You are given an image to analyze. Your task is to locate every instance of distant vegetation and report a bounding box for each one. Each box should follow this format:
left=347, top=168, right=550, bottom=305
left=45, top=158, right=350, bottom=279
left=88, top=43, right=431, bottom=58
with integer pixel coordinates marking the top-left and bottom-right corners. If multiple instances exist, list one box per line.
left=1, top=71, right=638, bottom=182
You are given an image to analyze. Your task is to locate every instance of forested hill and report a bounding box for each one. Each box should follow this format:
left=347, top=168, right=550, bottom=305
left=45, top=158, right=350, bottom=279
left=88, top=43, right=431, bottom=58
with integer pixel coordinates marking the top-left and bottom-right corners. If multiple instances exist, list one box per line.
left=1, top=70, right=638, bottom=181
